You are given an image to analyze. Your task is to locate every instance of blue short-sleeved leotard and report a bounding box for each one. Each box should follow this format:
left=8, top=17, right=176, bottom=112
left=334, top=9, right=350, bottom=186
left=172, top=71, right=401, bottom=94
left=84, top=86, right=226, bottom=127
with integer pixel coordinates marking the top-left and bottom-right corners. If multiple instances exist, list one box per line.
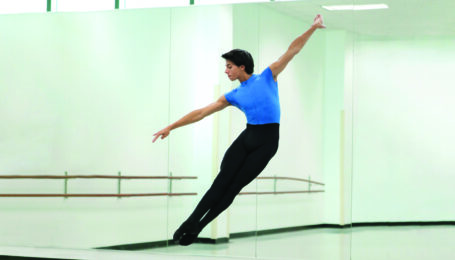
left=224, top=67, right=280, bottom=125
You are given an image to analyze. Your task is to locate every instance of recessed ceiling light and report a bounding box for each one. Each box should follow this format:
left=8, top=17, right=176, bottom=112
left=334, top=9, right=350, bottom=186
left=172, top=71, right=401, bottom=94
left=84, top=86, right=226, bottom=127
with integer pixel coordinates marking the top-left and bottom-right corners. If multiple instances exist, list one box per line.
left=322, top=4, right=389, bottom=11
left=196, top=0, right=269, bottom=4
left=119, top=0, right=189, bottom=9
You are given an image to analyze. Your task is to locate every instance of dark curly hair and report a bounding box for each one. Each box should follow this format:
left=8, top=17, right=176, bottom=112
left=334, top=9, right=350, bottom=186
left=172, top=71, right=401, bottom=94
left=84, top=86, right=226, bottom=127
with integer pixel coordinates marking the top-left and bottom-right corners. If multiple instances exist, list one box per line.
left=221, top=49, right=254, bottom=75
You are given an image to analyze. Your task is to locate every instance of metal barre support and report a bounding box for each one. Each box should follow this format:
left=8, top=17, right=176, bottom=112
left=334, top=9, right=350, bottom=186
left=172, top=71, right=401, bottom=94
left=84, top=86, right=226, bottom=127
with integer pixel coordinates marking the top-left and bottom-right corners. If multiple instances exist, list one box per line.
left=64, top=171, right=68, bottom=199
left=273, top=174, right=277, bottom=193
left=308, top=175, right=312, bottom=191
left=169, top=172, right=173, bottom=194
left=118, top=171, right=121, bottom=199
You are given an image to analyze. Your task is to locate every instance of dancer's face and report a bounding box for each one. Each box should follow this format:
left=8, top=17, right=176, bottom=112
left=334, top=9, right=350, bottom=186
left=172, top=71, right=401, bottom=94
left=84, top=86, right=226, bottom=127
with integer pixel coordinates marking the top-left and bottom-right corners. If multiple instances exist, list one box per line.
left=225, top=60, right=245, bottom=81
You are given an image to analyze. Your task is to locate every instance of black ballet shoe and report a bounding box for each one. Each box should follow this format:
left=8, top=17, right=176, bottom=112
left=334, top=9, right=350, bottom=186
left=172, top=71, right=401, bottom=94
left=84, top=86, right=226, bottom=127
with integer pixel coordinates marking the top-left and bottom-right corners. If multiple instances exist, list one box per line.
left=178, top=231, right=199, bottom=246
left=173, top=220, right=198, bottom=244
left=173, top=228, right=185, bottom=243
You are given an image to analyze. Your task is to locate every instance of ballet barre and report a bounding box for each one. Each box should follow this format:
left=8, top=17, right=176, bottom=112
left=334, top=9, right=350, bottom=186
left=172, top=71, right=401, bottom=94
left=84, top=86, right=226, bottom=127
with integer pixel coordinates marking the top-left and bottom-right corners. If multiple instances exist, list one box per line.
left=0, top=175, right=196, bottom=180
left=239, top=175, right=325, bottom=195
left=0, top=193, right=197, bottom=198
left=240, top=190, right=324, bottom=195
left=0, top=172, right=198, bottom=198
left=0, top=174, right=324, bottom=197
left=257, top=176, right=324, bottom=186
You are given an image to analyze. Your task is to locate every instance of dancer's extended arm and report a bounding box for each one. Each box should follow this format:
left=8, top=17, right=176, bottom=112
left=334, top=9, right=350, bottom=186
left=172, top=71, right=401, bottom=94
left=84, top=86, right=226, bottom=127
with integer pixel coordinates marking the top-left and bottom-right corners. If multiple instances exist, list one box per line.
left=269, top=14, right=326, bottom=81
left=153, top=95, right=230, bottom=142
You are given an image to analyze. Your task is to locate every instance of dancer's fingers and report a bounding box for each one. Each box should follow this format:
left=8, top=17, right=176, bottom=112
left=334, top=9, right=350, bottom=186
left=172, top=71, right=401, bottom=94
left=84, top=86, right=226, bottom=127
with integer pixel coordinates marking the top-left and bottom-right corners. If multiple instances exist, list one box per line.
left=152, top=133, right=160, bottom=143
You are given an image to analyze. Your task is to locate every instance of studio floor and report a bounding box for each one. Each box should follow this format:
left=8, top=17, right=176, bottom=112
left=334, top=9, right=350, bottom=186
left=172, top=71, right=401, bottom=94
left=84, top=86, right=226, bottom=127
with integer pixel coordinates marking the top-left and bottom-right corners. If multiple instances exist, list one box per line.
left=1, top=226, right=453, bottom=260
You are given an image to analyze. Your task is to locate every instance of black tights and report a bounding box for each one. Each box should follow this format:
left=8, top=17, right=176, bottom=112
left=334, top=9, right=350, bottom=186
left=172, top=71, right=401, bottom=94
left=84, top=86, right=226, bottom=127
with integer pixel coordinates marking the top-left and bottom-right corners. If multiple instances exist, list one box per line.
left=175, top=123, right=279, bottom=245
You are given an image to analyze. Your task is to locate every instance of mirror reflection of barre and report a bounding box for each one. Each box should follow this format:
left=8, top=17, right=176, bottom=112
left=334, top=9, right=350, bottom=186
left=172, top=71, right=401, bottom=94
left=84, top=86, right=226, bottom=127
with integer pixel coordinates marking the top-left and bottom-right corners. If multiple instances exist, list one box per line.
left=0, top=173, right=197, bottom=198
left=239, top=176, right=325, bottom=195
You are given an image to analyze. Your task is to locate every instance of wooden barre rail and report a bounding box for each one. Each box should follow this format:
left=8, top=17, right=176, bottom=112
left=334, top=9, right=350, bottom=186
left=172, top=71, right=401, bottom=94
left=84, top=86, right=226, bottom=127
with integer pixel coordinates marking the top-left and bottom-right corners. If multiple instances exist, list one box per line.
left=0, top=175, right=196, bottom=180
left=240, top=190, right=325, bottom=195
left=0, top=193, right=197, bottom=198
left=257, top=176, right=324, bottom=186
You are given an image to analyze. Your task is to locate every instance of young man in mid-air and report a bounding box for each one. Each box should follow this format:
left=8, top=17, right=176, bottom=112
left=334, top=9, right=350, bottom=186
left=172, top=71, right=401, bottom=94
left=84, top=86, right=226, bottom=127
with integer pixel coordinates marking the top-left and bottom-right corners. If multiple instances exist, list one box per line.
left=153, top=14, right=326, bottom=246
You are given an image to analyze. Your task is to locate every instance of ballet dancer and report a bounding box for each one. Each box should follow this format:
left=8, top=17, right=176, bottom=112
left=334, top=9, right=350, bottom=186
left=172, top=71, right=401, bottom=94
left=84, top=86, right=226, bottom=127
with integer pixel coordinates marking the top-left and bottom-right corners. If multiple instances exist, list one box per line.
left=153, top=14, right=326, bottom=246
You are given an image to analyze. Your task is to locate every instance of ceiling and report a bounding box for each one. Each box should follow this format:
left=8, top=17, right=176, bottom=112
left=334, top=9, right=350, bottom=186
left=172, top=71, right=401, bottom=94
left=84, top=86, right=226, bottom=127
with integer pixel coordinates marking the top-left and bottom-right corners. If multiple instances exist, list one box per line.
left=262, top=0, right=455, bottom=37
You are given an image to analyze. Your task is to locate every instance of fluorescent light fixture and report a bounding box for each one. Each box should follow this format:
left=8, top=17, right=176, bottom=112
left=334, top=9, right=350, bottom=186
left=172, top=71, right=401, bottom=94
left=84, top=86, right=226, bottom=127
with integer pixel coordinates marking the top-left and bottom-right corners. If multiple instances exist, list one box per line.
left=0, top=0, right=47, bottom=14
left=120, top=0, right=190, bottom=9
left=322, top=4, right=389, bottom=11
left=196, top=0, right=269, bottom=5
left=53, top=0, right=114, bottom=12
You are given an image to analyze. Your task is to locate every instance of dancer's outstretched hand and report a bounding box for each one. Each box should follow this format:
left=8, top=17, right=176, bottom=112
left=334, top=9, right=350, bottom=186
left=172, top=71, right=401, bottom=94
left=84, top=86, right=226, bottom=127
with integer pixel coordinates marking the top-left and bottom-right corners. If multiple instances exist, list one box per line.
left=153, top=127, right=170, bottom=143
left=312, top=14, right=326, bottom=29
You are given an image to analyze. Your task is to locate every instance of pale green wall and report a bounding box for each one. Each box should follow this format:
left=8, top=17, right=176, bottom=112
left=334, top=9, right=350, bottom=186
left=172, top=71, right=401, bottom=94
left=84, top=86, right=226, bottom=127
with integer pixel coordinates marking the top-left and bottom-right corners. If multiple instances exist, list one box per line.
left=352, top=37, right=455, bottom=222
left=322, top=30, right=348, bottom=225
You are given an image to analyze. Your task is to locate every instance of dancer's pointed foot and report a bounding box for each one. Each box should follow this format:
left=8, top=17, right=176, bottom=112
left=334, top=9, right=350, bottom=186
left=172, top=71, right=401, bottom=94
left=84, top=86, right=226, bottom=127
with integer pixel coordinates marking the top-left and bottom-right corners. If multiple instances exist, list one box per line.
left=179, top=223, right=201, bottom=246
left=179, top=231, right=199, bottom=246
left=173, top=220, right=200, bottom=245
left=173, top=227, right=185, bottom=244
left=173, top=221, right=190, bottom=243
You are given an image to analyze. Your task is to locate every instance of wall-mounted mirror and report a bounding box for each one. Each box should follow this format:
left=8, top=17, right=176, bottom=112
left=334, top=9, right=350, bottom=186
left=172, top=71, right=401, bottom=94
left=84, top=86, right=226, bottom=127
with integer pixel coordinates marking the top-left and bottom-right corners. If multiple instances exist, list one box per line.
left=18, top=0, right=455, bottom=259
